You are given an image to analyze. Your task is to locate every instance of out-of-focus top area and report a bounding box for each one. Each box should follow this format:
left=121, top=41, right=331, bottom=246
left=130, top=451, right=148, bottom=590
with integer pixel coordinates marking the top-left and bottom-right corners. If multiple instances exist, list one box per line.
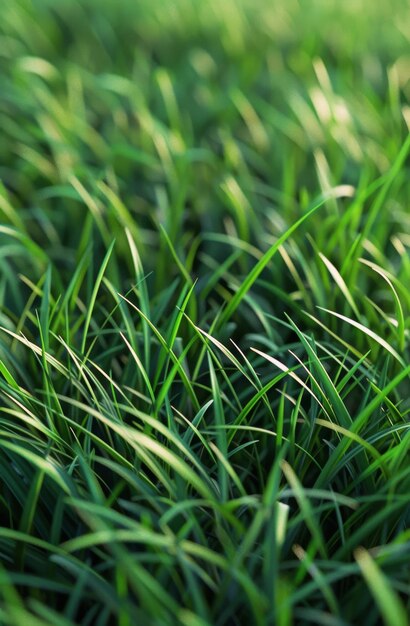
left=0, top=0, right=409, bottom=285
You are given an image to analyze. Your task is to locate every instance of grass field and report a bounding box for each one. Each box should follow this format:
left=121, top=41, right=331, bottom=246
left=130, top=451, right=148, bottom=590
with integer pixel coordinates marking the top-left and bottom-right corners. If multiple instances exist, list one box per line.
left=0, top=1, right=409, bottom=624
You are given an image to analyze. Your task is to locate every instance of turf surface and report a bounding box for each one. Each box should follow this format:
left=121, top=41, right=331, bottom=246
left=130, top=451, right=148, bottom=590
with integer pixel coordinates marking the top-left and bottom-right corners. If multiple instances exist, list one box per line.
left=0, top=1, right=409, bottom=624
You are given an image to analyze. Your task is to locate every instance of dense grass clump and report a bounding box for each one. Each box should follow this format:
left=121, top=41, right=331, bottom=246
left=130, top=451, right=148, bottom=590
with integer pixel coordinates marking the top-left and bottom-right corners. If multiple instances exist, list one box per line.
left=0, top=1, right=409, bottom=624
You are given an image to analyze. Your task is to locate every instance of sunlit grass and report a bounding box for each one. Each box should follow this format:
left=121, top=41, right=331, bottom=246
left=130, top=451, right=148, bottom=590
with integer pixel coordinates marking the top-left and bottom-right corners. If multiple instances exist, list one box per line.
left=0, top=0, right=409, bottom=624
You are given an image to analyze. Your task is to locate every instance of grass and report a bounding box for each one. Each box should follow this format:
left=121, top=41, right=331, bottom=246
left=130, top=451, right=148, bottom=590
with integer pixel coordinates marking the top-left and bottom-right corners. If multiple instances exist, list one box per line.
left=0, top=0, right=409, bottom=624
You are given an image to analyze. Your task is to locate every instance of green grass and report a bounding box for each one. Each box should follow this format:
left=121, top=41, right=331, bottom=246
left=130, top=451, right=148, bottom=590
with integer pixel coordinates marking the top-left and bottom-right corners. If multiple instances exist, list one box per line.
left=0, top=0, right=409, bottom=624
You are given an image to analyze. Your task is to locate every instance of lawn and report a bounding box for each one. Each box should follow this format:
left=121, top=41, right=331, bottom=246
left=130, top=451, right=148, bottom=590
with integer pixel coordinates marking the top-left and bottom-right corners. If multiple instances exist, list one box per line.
left=0, top=1, right=409, bottom=624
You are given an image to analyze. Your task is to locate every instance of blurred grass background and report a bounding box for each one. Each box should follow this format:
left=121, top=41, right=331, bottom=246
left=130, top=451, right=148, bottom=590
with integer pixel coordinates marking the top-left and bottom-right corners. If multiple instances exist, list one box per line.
left=1, top=0, right=409, bottom=281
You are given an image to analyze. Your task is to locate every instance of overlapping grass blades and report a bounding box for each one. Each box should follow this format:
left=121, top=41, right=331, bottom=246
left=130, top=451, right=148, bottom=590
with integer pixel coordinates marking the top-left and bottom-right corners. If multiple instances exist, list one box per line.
left=0, top=0, right=409, bottom=624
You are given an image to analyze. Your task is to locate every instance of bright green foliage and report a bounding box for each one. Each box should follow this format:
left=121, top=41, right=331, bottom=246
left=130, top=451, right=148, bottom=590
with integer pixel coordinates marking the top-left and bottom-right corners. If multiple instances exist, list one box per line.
left=0, top=1, right=409, bottom=625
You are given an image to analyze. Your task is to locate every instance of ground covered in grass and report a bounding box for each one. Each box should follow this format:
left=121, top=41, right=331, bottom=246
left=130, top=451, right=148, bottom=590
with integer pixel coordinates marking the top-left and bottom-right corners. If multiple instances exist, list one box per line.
left=0, top=1, right=409, bottom=624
